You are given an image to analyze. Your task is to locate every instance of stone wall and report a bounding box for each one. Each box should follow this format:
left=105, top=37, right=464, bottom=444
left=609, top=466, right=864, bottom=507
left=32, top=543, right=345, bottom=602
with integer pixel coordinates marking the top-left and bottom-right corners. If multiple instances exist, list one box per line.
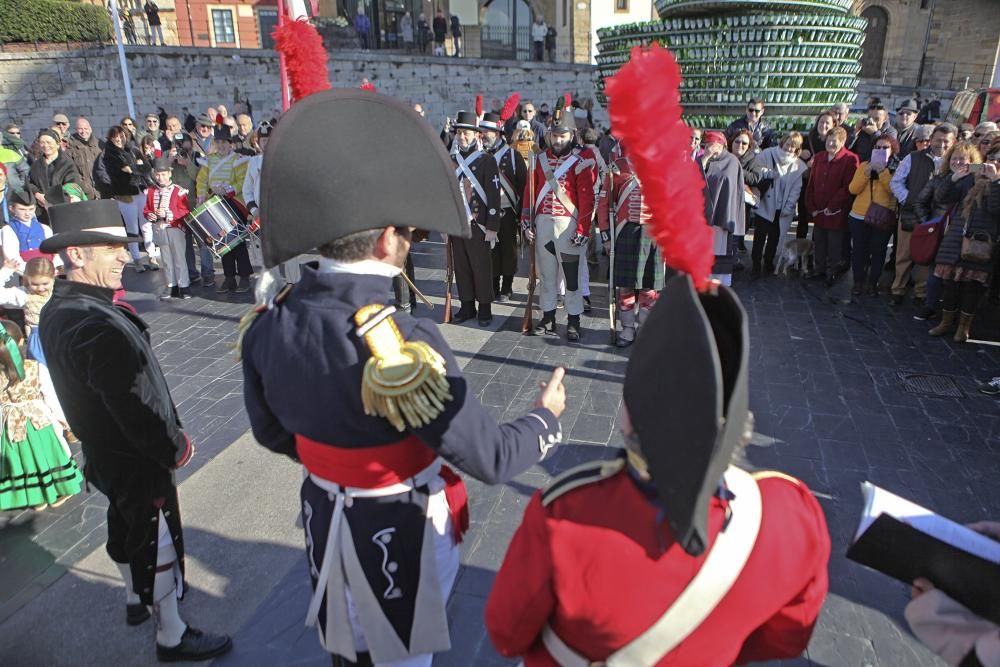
left=853, top=0, right=1000, bottom=90
left=0, top=46, right=605, bottom=137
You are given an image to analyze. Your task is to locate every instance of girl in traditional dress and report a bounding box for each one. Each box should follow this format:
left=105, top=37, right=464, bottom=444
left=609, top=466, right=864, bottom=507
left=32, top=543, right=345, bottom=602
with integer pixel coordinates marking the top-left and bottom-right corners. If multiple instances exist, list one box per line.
left=0, top=319, right=81, bottom=511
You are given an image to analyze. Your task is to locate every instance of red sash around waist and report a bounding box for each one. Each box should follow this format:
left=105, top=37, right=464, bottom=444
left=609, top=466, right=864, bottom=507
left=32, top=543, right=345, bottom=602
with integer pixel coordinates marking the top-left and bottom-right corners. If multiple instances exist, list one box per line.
left=295, top=434, right=470, bottom=542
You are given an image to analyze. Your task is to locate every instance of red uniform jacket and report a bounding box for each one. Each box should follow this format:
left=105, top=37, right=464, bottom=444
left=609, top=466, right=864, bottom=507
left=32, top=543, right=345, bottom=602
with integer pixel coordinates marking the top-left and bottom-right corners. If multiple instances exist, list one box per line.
left=485, top=466, right=831, bottom=666
left=805, top=147, right=859, bottom=231
left=521, top=148, right=597, bottom=237
left=144, top=184, right=191, bottom=228
left=597, top=157, right=650, bottom=234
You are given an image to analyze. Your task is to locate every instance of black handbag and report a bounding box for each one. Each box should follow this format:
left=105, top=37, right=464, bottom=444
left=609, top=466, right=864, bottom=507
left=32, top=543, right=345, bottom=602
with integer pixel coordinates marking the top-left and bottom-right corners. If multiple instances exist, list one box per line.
left=863, top=181, right=897, bottom=232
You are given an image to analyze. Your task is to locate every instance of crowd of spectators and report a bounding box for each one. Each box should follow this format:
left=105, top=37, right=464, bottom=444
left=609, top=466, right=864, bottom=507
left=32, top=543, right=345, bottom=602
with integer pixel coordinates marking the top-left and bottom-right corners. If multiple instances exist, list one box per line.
left=1, top=102, right=277, bottom=301
left=713, top=97, right=1000, bottom=348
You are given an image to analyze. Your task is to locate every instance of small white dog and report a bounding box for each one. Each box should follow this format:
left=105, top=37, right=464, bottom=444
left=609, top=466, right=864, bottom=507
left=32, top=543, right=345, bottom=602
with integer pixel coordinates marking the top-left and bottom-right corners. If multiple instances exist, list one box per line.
left=774, top=238, right=814, bottom=276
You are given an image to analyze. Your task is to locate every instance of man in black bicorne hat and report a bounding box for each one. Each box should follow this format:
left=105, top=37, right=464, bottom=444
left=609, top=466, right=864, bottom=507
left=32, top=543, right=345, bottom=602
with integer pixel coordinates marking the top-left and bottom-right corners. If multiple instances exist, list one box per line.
left=480, top=111, right=526, bottom=303
left=38, top=199, right=233, bottom=662
left=486, top=274, right=832, bottom=664
left=448, top=110, right=502, bottom=325
left=240, top=90, right=567, bottom=666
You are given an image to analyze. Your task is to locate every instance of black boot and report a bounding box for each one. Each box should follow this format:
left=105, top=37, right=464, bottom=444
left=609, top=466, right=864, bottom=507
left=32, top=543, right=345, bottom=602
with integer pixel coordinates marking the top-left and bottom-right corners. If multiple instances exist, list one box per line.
left=451, top=300, right=476, bottom=324
left=499, top=276, right=513, bottom=302
left=156, top=626, right=233, bottom=662
left=566, top=314, right=581, bottom=342
left=126, top=603, right=150, bottom=626
left=533, top=310, right=557, bottom=336
left=477, top=302, right=493, bottom=326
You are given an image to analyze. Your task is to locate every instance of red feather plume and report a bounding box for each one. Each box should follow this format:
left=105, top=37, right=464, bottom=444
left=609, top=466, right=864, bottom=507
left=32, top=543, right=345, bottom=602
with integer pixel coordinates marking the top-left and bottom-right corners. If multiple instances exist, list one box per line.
left=359, top=79, right=376, bottom=92
left=475, top=95, right=484, bottom=116
left=500, top=93, right=520, bottom=122
left=605, top=44, right=712, bottom=291
left=564, top=92, right=572, bottom=110
left=272, top=18, right=331, bottom=102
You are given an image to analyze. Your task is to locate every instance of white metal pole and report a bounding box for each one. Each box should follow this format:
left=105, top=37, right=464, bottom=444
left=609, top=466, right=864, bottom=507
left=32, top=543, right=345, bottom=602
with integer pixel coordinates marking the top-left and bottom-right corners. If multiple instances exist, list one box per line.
left=108, top=0, right=137, bottom=119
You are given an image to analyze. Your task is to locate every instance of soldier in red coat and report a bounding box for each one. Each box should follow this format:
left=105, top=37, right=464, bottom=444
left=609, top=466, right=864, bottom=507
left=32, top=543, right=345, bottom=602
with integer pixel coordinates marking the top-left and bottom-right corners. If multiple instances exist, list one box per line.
left=596, top=149, right=667, bottom=347
left=486, top=273, right=832, bottom=665
left=520, top=102, right=596, bottom=341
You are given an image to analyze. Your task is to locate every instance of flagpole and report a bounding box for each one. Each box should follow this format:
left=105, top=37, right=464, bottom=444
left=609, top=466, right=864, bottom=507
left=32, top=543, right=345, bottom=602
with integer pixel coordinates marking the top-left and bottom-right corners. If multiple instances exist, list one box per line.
left=277, top=0, right=291, bottom=111
left=108, top=0, right=136, bottom=119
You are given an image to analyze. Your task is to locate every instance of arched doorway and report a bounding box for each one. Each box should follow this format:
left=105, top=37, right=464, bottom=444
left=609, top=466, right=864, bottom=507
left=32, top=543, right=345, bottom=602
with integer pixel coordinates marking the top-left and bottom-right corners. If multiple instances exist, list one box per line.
left=482, top=0, right=532, bottom=59
left=860, top=6, right=889, bottom=79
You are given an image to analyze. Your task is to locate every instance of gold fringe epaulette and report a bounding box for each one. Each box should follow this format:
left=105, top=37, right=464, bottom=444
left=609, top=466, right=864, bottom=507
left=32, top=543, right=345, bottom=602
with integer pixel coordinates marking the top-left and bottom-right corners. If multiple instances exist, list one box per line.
left=354, top=304, right=452, bottom=432
left=233, top=284, right=292, bottom=360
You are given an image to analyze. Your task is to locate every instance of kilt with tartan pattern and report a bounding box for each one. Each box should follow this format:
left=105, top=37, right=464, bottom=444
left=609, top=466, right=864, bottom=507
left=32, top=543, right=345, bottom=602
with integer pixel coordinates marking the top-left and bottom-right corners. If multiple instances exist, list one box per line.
left=613, top=221, right=665, bottom=291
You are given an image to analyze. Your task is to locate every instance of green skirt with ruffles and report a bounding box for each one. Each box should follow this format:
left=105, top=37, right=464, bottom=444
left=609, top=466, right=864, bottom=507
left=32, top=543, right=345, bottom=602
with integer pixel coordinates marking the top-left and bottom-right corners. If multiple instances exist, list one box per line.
left=0, top=421, right=82, bottom=511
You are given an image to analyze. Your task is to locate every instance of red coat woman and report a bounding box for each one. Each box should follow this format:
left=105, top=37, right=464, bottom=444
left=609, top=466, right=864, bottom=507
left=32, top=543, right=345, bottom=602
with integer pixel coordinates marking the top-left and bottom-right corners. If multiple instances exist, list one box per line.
left=805, top=127, right=859, bottom=279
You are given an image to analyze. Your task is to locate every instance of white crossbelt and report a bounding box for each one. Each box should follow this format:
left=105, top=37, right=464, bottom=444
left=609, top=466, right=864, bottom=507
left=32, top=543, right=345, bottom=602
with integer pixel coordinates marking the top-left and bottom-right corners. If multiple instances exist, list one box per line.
left=303, top=459, right=444, bottom=629
left=535, top=153, right=578, bottom=217
left=541, top=466, right=763, bottom=667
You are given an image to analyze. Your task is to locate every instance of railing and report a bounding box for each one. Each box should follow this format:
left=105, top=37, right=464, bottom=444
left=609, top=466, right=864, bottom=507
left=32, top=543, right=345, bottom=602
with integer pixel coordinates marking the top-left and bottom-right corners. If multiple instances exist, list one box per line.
left=873, top=57, right=994, bottom=91
left=479, top=26, right=533, bottom=61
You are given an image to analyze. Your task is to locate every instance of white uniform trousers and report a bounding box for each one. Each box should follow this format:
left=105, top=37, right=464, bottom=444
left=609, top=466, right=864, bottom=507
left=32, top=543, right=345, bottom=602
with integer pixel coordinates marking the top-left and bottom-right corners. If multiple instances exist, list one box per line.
left=346, top=487, right=460, bottom=667
left=535, top=214, right=584, bottom=316
left=152, top=224, right=190, bottom=288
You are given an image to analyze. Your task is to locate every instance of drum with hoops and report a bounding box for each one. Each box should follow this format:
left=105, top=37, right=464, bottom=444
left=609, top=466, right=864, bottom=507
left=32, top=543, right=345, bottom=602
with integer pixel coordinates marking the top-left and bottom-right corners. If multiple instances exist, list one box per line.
left=184, top=195, right=257, bottom=260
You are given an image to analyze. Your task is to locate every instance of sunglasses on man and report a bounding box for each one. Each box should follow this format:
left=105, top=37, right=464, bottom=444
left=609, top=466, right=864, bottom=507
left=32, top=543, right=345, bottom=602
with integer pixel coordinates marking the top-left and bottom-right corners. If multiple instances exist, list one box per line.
left=747, top=107, right=763, bottom=114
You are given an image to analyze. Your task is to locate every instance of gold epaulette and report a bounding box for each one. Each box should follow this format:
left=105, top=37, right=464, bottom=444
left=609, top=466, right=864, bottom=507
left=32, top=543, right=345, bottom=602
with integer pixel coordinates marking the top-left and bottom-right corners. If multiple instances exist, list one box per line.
left=354, top=304, right=452, bottom=432
left=541, top=457, right=626, bottom=507
left=233, top=284, right=292, bottom=360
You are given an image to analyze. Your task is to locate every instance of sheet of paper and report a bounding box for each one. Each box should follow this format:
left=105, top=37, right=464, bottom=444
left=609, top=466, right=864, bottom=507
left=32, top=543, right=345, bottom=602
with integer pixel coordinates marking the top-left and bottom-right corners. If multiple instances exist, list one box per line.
left=856, top=482, right=1000, bottom=565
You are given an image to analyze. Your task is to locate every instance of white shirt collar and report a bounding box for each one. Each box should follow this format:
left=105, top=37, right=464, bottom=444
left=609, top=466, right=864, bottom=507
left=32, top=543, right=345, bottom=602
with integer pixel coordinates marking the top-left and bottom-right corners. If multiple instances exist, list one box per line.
left=316, top=258, right=401, bottom=277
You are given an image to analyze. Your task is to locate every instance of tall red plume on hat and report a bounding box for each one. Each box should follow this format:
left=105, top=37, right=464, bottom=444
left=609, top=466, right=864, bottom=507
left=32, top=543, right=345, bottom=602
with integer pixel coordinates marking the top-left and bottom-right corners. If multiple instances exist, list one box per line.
left=564, top=92, right=572, bottom=110
left=500, top=93, right=520, bottom=122
left=605, top=44, right=712, bottom=291
left=272, top=18, right=332, bottom=102
left=475, top=95, right=484, bottom=117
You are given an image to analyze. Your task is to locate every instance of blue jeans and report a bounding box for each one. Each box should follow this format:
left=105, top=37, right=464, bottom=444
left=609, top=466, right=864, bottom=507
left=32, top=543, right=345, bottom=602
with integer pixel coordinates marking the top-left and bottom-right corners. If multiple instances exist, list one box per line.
left=184, top=227, right=215, bottom=280
left=926, top=272, right=942, bottom=309
left=848, top=215, right=892, bottom=287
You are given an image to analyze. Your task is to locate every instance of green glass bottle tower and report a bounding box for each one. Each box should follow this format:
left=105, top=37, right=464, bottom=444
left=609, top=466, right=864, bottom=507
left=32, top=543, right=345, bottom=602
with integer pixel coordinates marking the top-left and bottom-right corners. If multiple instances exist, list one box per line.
left=595, top=0, right=868, bottom=131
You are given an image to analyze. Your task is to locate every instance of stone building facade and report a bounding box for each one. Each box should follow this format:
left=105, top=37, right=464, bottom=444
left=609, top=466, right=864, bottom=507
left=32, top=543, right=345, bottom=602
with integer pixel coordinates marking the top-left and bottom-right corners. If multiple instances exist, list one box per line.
left=0, top=46, right=604, bottom=136
left=853, top=0, right=1000, bottom=91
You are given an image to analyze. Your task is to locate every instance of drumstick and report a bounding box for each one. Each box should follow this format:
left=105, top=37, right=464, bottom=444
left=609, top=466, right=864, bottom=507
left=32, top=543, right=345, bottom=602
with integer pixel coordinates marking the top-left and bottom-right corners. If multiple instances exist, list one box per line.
left=400, top=271, right=433, bottom=309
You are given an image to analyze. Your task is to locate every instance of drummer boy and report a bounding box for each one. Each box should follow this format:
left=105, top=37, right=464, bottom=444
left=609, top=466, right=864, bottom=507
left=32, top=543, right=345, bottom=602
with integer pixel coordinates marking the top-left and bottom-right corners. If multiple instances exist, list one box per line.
left=144, top=158, right=192, bottom=300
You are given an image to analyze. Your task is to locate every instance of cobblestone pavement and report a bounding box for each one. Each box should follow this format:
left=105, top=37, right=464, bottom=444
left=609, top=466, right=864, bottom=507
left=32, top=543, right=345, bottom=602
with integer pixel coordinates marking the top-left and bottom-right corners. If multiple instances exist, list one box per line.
left=2, top=240, right=999, bottom=666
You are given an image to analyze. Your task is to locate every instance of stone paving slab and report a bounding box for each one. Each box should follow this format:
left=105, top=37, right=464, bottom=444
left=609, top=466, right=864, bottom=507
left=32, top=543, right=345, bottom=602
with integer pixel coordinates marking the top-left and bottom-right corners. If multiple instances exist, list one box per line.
left=4, top=238, right=999, bottom=665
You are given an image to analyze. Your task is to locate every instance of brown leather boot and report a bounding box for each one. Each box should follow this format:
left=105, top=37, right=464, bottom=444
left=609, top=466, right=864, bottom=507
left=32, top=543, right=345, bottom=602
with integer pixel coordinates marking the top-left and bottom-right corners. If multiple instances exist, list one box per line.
left=929, top=309, right=957, bottom=337
left=953, top=312, right=975, bottom=343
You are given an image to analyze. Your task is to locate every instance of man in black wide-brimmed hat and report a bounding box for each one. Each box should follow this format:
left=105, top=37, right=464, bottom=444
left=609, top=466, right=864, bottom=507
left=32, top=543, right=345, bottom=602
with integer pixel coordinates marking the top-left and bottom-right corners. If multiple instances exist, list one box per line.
left=486, top=274, right=832, bottom=664
left=240, top=89, right=566, bottom=666
left=38, top=199, right=232, bottom=662
left=448, top=109, right=502, bottom=325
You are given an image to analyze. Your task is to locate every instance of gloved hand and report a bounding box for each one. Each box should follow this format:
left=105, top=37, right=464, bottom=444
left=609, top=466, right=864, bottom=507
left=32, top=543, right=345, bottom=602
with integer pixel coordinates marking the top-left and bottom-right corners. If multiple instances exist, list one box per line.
left=145, top=212, right=158, bottom=222
left=570, top=232, right=588, bottom=247
left=484, top=229, right=499, bottom=244
left=521, top=221, right=535, bottom=242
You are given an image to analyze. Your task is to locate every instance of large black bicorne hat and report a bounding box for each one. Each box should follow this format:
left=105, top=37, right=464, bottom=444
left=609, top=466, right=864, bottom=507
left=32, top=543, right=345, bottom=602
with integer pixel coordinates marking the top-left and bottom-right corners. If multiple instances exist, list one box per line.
left=623, top=274, right=750, bottom=557
left=259, top=89, right=470, bottom=268
left=39, top=199, right=140, bottom=253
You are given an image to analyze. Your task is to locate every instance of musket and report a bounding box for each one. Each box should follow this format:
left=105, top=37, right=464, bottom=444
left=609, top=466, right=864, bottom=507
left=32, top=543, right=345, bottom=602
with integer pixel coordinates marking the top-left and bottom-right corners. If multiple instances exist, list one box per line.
left=521, top=148, right=538, bottom=333
left=442, top=237, right=454, bottom=324
left=607, top=161, right=618, bottom=344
